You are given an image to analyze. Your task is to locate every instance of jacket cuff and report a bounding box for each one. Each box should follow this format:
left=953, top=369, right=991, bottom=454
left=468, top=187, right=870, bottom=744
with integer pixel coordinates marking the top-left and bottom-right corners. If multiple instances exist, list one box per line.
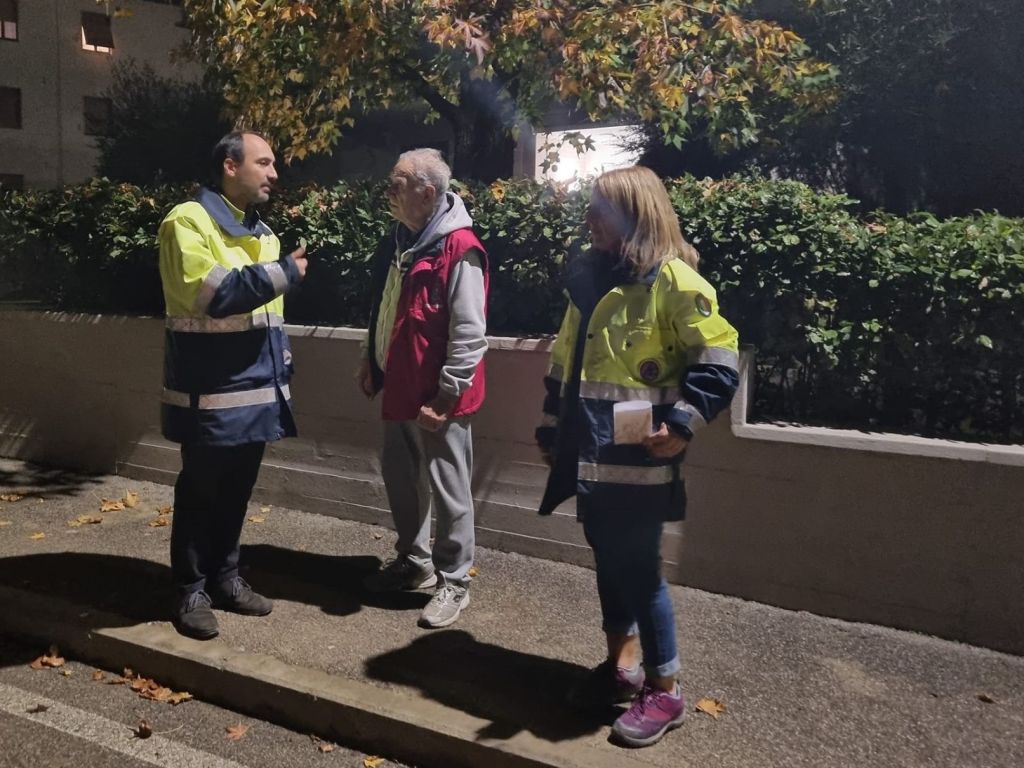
left=279, top=253, right=302, bottom=289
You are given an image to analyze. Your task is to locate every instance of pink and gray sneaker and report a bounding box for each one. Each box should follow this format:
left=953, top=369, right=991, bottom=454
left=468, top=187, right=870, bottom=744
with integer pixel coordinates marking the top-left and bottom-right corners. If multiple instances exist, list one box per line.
left=570, top=659, right=645, bottom=706
left=611, top=683, right=685, bottom=747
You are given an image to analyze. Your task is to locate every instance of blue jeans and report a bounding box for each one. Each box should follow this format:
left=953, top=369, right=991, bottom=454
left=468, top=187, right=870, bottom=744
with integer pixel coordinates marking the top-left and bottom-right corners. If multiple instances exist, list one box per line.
left=581, top=501, right=680, bottom=678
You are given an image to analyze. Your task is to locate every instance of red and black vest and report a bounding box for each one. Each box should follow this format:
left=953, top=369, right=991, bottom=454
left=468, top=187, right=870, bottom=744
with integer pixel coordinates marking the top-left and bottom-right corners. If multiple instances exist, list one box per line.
left=367, top=228, right=489, bottom=421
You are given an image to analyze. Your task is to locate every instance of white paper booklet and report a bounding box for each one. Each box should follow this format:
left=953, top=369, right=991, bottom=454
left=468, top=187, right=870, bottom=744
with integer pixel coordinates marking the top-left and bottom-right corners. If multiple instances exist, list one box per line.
left=613, top=400, right=653, bottom=444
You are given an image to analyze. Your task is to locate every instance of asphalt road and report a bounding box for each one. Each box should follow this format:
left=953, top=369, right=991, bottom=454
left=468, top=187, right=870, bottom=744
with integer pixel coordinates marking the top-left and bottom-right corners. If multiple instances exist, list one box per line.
left=0, top=635, right=408, bottom=768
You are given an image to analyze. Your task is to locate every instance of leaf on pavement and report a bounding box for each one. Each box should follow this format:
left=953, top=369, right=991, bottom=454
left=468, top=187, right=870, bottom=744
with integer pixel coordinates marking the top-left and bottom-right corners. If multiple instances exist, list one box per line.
left=247, top=515, right=266, bottom=524
left=124, top=491, right=139, bottom=508
left=92, top=670, right=105, bottom=682
left=977, top=693, right=996, bottom=704
left=29, top=532, right=45, bottom=540
left=695, top=697, right=727, bottom=719
left=468, top=566, right=479, bottom=578
left=59, top=669, right=73, bottom=677
left=149, top=517, right=170, bottom=528
left=0, top=493, right=25, bottom=502
left=26, top=704, right=48, bottom=714
left=100, top=499, right=126, bottom=513
left=68, top=515, right=103, bottom=528
left=259, top=505, right=271, bottom=514
left=157, top=506, right=173, bottom=516
left=0, top=520, right=12, bottom=527
left=30, top=645, right=65, bottom=669
left=225, top=723, right=249, bottom=741
left=168, top=691, right=193, bottom=705
left=133, top=719, right=153, bottom=739
left=364, top=757, right=385, bottom=768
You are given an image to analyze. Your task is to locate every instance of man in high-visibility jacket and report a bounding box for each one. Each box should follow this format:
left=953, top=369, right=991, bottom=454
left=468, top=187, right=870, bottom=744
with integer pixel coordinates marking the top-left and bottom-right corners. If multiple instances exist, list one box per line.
left=159, top=130, right=308, bottom=640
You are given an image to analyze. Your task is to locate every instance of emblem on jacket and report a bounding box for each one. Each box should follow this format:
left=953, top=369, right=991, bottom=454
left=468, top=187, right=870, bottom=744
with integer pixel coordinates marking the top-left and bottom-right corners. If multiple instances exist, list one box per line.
left=695, top=294, right=713, bottom=317
left=639, top=359, right=661, bottom=383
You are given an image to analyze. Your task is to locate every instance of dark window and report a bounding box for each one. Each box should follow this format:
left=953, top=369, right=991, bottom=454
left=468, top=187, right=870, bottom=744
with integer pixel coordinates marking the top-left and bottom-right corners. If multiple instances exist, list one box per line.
left=81, top=11, right=114, bottom=51
left=83, top=96, right=112, bottom=136
left=0, top=173, right=24, bottom=190
left=0, top=0, right=17, bottom=41
left=0, top=86, right=21, bottom=129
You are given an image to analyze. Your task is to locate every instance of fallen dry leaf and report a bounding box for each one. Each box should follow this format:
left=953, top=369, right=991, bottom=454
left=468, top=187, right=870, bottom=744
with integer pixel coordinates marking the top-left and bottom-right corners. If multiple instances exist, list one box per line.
left=30, top=645, right=65, bottom=670
left=977, top=693, right=996, bottom=704
left=149, top=517, right=170, bottom=528
left=29, top=532, right=45, bottom=540
left=372, top=532, right=383, bottom=539
left=168, top=691, right=193, bottom=706
left=363, top=757, right=384, bottom=768
left=133, top=720, right=153, bottom=739
left=26, top=704, right=48, bottom=714
left=92, top=670, right=105, bottom=682
left=225, top=723, right=249, bottom=741
left=0, top=520, right=12, bottom=527
left=317, top=740, right=336, bottom=754
left=68, top=515, right=102, bottom=528
left=124, top=491, right=139, bottom=508
left=247, top=515, right=266, bottom=524
left=259, top=505, right=271, bottom=514
left=157, top=506, right=173, bottom=516
left=0, top=493, right=25, bottom=502
left=695, top=697, right=727, bottom=719
left=100, top=499, right=126, bottom=513
left=468, top=566, right=479, bottom=578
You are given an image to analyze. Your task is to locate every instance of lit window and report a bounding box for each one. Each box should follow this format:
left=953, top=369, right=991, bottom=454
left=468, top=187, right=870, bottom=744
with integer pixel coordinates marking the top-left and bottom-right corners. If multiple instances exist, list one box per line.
left=0, top=86, right=21, bottom=129
left=0, top=0, right=17, bottom=42
left=81, top=11, right=114, bottom=53
left=83, top=96, right=112, bottom=136
left=0, top=173, right=24, bottom=190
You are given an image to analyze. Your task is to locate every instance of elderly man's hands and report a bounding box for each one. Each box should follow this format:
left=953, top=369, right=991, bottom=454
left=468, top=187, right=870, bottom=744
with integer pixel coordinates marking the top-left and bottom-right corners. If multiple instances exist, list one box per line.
left=356, top=358, right=376, bottom=399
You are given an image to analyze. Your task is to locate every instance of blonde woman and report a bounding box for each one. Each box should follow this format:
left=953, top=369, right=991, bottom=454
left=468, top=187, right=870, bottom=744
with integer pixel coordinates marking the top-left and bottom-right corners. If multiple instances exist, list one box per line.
left=536, top=166, right=740, bottom=747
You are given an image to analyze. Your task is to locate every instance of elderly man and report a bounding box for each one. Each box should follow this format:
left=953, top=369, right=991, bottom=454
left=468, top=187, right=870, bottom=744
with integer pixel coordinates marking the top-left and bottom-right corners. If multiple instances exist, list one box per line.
left=159, top=131, right=307, bottom=639
left=359, top=148, right=488, bottom=629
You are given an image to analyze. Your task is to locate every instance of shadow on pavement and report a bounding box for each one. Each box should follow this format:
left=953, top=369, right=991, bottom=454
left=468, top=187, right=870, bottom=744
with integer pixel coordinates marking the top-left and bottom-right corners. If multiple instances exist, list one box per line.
left=365, top=629, right=613, bottom=743
left=240, top=544, right=431, bottom=615
left=0, top=461, right=103, bottom=498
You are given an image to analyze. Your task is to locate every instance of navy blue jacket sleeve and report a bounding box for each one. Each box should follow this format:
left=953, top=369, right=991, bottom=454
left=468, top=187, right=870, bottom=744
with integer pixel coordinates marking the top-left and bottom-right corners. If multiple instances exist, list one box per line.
left=205, top=254, right=301, bottom=318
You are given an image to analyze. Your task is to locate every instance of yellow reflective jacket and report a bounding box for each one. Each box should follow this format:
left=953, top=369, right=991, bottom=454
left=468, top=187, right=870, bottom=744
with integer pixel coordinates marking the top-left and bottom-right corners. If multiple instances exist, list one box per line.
left=537, top=253, right=740, bottom=518
left=158, top=187, right=301, bottom=446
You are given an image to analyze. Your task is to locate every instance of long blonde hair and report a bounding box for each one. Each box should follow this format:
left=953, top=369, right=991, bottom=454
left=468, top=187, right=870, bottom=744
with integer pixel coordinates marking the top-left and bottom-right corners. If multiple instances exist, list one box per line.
left=591, top=166, right=699, bottom=274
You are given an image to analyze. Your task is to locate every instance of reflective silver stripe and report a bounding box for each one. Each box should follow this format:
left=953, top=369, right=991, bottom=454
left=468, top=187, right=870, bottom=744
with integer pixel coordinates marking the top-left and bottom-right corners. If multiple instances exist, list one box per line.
left=162, top=385, right=290, bottom=410
left=547, top=362, right=565, bottom=382
left=579, top=381, right=681, bottom=404
left=539, top=413, right=558, bottom=427
left=578, top=462, right=675, bottom=485
left=160, top=388, right=191, bottom=408
left=673, top=400, right=708, bottom=433
left=199, top=384, right=289, bottom=410
left=283, top=348, right=293, bottom=365
left=687, top=346, right=740, bottom=369
left=165, top=313, right=284, bottom=333
left=263, top=262, right=289, bottom=295
left=193, top=264, right=229, bottom=314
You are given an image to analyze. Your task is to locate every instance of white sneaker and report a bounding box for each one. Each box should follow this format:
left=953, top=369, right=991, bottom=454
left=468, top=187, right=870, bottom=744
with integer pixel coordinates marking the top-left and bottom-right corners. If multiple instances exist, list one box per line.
left=418, top=584, right=470, bottom=628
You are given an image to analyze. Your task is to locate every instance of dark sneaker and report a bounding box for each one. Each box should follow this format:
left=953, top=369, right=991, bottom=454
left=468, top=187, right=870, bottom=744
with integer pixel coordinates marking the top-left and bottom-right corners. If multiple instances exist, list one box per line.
left=209, top=577, right=273, bottom=616
left=418, top=584, right=470, bottom=628
left=611, top=683, right=685, bottom=747
left=364, top=556, right=438, bottom=592
left=173, top=590, right=218, bottom=640
left=570, top=659, right=645, bottom=707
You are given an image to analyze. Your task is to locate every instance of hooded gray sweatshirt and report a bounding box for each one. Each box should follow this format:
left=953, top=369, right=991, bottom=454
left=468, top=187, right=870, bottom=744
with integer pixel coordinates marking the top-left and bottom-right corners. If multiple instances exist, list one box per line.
left=372, top=192, right=488, bottom=405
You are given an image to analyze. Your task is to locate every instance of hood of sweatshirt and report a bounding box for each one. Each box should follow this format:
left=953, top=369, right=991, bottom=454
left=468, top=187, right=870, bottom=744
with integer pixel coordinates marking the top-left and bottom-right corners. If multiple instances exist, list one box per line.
left=397, top=191, right=474, bottom=256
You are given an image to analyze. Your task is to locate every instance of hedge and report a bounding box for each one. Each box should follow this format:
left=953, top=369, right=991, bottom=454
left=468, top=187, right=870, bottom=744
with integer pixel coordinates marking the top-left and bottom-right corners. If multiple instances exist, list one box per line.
left=1, top=177, right=1022, bottom=444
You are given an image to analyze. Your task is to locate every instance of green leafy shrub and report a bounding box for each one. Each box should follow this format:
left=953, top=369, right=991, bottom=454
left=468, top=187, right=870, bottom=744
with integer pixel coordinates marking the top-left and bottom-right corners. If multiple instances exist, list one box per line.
left=1, top=176, right=1021, bottom=443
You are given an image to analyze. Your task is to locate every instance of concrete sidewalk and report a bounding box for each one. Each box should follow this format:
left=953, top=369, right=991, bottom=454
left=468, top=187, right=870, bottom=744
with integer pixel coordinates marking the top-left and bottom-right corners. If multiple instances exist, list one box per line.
left=1, top=458, right=1022, bottom=768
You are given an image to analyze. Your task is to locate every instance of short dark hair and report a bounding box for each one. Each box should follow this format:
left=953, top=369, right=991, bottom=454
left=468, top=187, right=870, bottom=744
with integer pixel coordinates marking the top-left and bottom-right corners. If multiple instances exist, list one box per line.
left=210, top=130, right=266, bottom=186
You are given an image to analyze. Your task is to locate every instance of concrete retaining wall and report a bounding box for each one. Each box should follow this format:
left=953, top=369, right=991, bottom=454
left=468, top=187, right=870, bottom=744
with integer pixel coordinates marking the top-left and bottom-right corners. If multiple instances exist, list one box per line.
left=1, top=311, right=1021, bottom=655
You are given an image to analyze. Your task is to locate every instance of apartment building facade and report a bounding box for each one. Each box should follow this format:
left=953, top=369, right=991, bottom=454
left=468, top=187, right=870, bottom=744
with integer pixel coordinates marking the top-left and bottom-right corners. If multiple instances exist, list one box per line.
left=0, top=0, right=197, bottom=189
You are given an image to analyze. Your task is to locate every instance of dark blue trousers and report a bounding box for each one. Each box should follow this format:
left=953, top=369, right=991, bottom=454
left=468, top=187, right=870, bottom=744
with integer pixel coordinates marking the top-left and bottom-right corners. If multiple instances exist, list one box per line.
left=170, top=442, right=265, bottom=596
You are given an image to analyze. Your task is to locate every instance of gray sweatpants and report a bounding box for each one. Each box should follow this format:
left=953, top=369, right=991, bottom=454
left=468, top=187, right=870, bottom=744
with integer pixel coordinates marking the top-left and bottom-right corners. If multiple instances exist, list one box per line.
left=381, top=418, right=475, bottom=587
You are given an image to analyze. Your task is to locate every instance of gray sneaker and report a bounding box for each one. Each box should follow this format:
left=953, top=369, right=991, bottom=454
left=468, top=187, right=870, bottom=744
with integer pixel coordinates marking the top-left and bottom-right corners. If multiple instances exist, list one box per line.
left=364, top=556, right=437, bottom=592
left=419, top=584, right=470, bottom=628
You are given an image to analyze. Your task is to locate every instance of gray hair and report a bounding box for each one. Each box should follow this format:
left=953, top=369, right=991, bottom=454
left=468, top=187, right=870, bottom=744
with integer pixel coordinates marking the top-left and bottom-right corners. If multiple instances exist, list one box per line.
left=398, top=148, right=451, bottom=202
